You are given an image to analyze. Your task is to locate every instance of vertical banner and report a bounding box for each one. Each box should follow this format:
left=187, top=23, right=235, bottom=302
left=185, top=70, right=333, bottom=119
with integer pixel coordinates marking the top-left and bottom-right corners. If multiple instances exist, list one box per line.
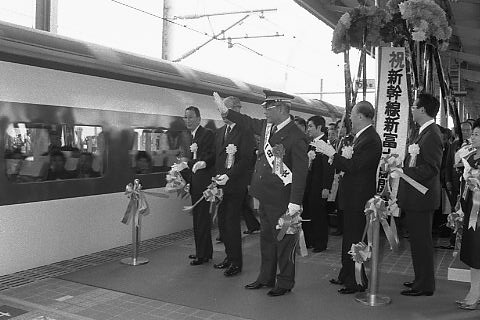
left=376, top=47, right=410, bottom=216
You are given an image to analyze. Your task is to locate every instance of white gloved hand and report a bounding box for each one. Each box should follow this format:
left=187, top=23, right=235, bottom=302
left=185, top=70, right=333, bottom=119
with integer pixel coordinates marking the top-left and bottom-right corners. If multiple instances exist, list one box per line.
left=310, top=140, right=336, bottom=158
left=192, top=161, right=206, bottom=173
left=321, top=189, right=330, bottom=199
left=213, top=92, right=228, bottom=115
left=172, top=161, right=188, bottom=172
left=215, top=174, right=229, bottom=185
left=390, top=167, right=403, bottom=179
left=287, top=203, right=301, bottom=216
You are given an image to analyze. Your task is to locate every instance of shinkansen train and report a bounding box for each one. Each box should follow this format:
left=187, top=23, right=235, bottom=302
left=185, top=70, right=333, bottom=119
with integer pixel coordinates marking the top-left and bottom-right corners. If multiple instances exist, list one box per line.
left=0, top=21, right=342, bottom=275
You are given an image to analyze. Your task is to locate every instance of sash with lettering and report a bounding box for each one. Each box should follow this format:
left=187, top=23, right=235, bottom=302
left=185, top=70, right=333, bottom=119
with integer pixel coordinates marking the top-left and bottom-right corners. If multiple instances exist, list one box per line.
left=264, top=123, right=292, bottom=185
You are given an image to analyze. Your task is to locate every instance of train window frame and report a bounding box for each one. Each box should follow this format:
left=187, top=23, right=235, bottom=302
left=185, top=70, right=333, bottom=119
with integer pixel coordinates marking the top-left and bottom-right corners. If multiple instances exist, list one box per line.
left=4, top=122, right=105, bottom=183
left=130, top=127, right=191, bottom=175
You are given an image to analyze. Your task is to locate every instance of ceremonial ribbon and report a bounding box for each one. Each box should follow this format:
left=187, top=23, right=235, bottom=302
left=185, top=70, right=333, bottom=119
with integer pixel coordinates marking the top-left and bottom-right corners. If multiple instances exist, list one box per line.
left=122, top=179, right=169, bottom=226
left=182, top=181, right=223, bottom=222
left=276, top=211, right=308, bottom=257
left=348, top=242, right=370, bottom=286
left=264, top=123, right=292, bottom=185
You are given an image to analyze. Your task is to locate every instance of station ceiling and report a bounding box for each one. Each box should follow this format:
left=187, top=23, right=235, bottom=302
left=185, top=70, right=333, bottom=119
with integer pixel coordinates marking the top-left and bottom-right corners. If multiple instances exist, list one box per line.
left=294, top=0, right=480, bottom=118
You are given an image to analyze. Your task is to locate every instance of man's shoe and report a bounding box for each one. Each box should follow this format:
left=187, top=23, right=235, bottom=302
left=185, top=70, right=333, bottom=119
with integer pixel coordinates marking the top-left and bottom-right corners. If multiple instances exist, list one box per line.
left=338, top=286, right=365, bottom=294
left=224, top=265, right=241, bottom=277
left=329, top=278, right=344, bottom=285
left=243, top=228, right=260, bottom=235
left=190, top=258, right=209, bottom=266
left=188, top=254, right=196, bottom=259
left=267, top=287, right=291, bottom=297
left=245, top=281, right=273, bottom=289
left=403, top=281, right=414, bottom=288
left=313, top=247, right=326, bottom=253
left=400, top=289, right=433, bottom=296
left=214, top=259, right=231, bottom=269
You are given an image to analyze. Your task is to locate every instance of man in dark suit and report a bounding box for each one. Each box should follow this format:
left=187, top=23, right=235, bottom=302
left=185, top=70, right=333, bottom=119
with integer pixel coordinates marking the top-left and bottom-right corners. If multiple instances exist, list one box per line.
left=214, top=90, right=308, bottom=297
left=213, top=96, right=255, bottom=277
left=394, top=93, right=443, bottom=296
left=182, top=106, right=216, bottom=266
left=314, top=101, right=382, bottom=294
left=303, top=115, right=334, bottom=252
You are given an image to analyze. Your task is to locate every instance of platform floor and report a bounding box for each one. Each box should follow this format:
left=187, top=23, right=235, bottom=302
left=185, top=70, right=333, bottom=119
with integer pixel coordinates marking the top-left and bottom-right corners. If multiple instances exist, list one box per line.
left=0, top=227, right=474, bottom=320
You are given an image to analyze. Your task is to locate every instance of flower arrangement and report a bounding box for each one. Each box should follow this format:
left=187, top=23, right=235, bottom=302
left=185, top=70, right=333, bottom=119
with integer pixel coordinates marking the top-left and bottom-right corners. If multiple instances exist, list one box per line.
left=341, top=145, right=354, bottom=159
left=408, top=143, right=420, bottom=167
left=332, top=6, right=391, bottom=53
left=164, top=162, right=189, bottom=198
left=307, top=150, right=316, bottom=167
left=225, top=144, right=237, bottom=169
left=190, top=143, right=198, bottom=159
left=397, top=0, right=452, bottom=50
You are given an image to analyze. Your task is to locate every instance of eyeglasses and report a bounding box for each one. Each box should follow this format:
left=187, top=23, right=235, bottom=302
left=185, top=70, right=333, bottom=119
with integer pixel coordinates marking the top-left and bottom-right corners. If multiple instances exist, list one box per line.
left=410, top=105, right=419, bottom=110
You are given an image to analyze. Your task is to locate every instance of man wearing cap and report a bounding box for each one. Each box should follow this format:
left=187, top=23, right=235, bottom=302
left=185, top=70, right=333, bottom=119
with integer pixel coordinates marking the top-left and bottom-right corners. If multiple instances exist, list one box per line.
left=213, top=96, right=256, bottom=277
left=213, top=90, right=308, bottom=297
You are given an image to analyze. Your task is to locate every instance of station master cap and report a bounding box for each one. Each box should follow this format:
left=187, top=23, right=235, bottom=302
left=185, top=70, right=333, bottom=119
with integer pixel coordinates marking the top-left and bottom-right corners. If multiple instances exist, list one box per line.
left=262, top=90, right=295, bottom=106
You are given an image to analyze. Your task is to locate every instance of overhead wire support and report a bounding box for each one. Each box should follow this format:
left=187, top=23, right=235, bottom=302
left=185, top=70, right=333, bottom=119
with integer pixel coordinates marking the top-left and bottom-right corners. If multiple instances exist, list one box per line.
left=173, top=8, right=277, bottom=19
left=223, top=33, right=284, bottom=40
left=173, top=14, right=250, bottom=63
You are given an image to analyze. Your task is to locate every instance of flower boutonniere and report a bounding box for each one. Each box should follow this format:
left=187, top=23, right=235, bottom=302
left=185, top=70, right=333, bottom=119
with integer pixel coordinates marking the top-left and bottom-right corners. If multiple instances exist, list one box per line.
left=225, top=144, right=237, bottom=169
left=341, top=146, right=354, bottom=159
left=307, top=150, right=316, bottom=168
left=190, top=142, right=198, bottom=160
left=408, top=143, right=420, bottom=167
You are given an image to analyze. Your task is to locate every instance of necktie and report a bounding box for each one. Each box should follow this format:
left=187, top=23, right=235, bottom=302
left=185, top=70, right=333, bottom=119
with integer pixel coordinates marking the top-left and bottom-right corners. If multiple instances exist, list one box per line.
left=224, top=125, right=231, bottom=141
left=268, top=125, right=277, bottom=144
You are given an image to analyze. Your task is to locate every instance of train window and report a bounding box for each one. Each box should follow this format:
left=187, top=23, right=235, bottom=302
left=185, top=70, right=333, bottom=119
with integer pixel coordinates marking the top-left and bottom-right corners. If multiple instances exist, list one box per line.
left=4, top=123, right=104, bottom=182
left=131, top=128, right=191, bottom=174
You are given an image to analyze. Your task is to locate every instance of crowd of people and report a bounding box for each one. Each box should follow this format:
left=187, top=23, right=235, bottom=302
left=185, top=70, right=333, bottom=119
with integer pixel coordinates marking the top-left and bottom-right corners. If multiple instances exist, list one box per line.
left=171, top=90, right=480, bottom=308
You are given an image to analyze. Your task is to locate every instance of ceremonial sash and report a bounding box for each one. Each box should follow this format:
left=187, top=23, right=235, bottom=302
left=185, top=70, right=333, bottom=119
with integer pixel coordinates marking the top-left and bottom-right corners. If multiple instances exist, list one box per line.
left=264, top=123, right=292, bottom=186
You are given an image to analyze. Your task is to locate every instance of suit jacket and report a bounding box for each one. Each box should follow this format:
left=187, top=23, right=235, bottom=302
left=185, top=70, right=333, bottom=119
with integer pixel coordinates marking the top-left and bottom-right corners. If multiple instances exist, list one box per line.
left=398, top=123, right=443, bottom=211
left=332, top=126, right=382, bottom=212
left=226, top=110, right=308, bottom=207
left=215, top=124, right=255, bottom=195
left=304, top=135, right=335, bottom=201
left=183, top=126, right=216, bottom=196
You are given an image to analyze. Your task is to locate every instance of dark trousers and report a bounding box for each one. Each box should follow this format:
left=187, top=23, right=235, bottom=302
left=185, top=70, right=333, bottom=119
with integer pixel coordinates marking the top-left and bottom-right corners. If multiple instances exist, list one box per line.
left=192, top=193, right=213, bottom=260
left=405, top=209, right=435, bottom=292
left=303, top=197, right=328, bottom=249
left=256, top=202, right=297, bottom=290
left=338, top=209, right=367, bottom=289
left=217, top=193, right=243, bottom=268
left=242, top=191, right=260, bottom=231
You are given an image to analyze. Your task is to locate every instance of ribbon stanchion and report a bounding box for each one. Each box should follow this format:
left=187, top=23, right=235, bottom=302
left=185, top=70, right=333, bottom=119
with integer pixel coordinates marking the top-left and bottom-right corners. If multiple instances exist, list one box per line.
left=121, top=179, right=154, bottom=266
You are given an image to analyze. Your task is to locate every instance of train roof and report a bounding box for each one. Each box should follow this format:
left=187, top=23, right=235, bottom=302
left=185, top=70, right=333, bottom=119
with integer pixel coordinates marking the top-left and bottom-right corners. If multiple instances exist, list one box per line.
left=0, top=21, right=343, bottom=119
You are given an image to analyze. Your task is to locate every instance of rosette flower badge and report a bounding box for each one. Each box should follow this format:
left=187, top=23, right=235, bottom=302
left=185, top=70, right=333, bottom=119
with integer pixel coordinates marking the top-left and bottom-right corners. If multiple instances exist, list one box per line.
left=408, top=143, right=420, bottom=167
left=225, top=144, right=237, bottom=169
left=307, top=150, right=316, bottom=168
left=341, top=145, right=354, bottom=159
left=190, top=142, right=198, bottom=160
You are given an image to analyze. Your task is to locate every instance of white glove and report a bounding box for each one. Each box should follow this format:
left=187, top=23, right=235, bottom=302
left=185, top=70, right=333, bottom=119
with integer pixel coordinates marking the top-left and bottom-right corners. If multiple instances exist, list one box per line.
left=390, top=167, right=403, bottom=179
left=192, top=161, right=206, bottom=173
left=310, top=140, right=336, bottom=158
left=213, top=92, right=228, bottom=115
left=321, top=189, right=330, bottom=199
left=287, top=203, right=301, bottom=216
left=215, top=174, right=229, bottom=185
left=172, top=161, right=188, bottom=172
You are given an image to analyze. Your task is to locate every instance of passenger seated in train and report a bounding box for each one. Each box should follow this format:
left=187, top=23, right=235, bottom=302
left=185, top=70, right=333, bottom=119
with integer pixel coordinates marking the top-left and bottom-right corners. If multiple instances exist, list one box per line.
left=45, top=150, right=76, bottom=180
left=134, top=151, right=153, bottom=174
left=76, top=152, right=101, bottom=178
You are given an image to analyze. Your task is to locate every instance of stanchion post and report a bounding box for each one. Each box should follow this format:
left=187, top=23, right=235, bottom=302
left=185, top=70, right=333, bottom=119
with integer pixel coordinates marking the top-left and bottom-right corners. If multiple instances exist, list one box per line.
left=355, top=215, right=391, bottom=306
left=121, top=208, right=149, bottom=266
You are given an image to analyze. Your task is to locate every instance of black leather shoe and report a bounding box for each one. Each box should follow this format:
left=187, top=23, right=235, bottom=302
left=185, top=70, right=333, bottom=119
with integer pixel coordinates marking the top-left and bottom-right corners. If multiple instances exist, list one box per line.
left=338, top=286, right=365, bottom=294
left=267, top=287, right=291, bottom=296
left=188, top=254, right=196, bottom=259
left=214, top=259, right=231, bottom=269
left=245, top=281, right=274, bottom=289
left=243, top=228, right=260, bottom=235
left=400, top=289, right=433, bottom=296
left=224, top=265, right=241, bottom=277
left=403, top=281, right=414, bottom=288
left=190, top=258, right=209, bottom=266
left=329, top=278, right=344, bottom=285
left=313, top=247, right=327, bottom=253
